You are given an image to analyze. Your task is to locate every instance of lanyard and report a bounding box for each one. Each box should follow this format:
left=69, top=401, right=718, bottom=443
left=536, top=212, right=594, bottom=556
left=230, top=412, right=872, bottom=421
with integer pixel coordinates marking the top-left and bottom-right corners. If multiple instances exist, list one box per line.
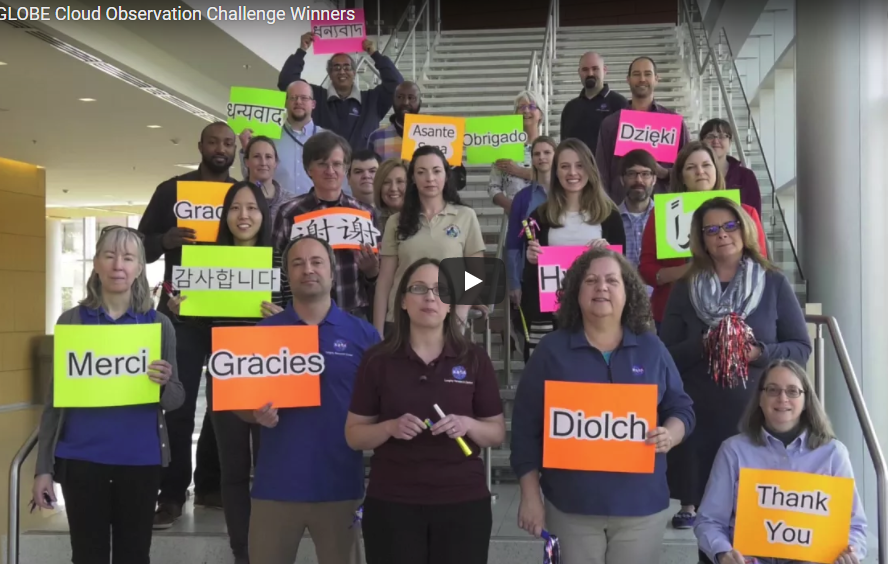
left=283, top=122, right=317, bottom=148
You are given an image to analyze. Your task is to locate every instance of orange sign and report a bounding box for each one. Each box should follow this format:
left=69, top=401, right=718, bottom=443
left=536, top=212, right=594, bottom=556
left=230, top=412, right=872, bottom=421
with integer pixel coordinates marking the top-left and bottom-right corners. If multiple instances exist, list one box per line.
left=401, top=113, right=466, bottom=166
left=175, top=181, right=232, bottom=242
left=289, top=207, right=381, bottom=252
left=208, top=325, right=324, bottom=411
left=543, top=381, right=657, bottom=473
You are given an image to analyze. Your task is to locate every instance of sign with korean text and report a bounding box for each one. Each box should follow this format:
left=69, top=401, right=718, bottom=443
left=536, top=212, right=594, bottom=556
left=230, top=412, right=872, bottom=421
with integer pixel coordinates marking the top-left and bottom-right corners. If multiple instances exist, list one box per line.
left=289, top=207, right=380, bottom=251
left=53, top=324, right=162, bottom=408
left=209, top=326, right=324, bottom=411
left=463, top=115, right=526, bottom=164
left=543, top=381, right=657, bottom=473
left=173, top=246, right=280, bottom=318
left=613, top=109, right=684, bottom=163
left=653, top=189, right=741, bottom=259
left=175, top=181, right=231, bottom=243
left=401, top=114, right=466, bottom=167
left=537, top=245, right=623, bottom=312
left=311, top=8, right=366, bottom=55
left=733, top=468, right=854, bottom=563
left=227, top=87, right=286, bottom=139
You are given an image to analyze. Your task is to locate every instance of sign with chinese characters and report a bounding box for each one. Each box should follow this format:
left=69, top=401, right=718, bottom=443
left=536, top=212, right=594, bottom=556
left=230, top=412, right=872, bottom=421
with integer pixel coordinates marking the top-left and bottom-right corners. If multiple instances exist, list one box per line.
left=53, top=324, right=162, bottom=408
left=227, top=87, right=286, bottom=139
left=463, top=115, right=527, bottom=164
left=613, top=110, right=684, bottom=163
left=401, top=114, right=466, bottom=166
left=537, top=245, right=623, bottom=312
left=173, top=246, right=280, bottom=318
left=289, top=207, right=380, bottom=252
left=733, top=468, right=855, bottom=563
left=175, top=181, right=231, bottom=243
left=653, top=189, right=741, bottom=259
left=209, top=326, right=324, bottom=411
left=311, top=8, right=366, bottom=54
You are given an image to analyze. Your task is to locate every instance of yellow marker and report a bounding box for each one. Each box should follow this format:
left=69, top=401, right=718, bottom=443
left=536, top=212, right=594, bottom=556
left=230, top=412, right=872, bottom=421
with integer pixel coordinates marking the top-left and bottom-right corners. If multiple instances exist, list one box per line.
left=433, top=403, right=472, bottom=457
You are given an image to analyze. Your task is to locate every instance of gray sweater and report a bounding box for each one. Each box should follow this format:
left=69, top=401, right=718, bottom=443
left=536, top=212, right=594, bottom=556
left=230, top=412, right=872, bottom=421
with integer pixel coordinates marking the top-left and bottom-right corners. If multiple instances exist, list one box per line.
left=35, top=307, right=184, bottom=476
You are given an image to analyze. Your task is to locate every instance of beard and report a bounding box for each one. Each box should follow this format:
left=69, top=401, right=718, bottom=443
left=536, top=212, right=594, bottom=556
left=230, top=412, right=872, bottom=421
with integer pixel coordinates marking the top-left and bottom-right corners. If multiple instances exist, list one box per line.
left=626, top=185, right=651, bottom=201
left=202, top=154, right=234, bottom=175
left=288, top=108, right=308, bottom=122
left=584, top=76, right=598, bottom=89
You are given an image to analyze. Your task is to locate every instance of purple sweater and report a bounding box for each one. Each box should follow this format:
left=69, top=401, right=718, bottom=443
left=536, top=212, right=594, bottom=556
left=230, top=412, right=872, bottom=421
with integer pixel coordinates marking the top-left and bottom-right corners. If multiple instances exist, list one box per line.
left=724, top=156, right=762, bottom=217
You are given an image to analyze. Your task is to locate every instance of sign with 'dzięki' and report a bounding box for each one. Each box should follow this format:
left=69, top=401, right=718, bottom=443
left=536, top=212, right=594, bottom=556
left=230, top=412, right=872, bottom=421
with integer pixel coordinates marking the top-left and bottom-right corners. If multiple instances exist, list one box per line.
left=613, top=109, right=684, bottom=163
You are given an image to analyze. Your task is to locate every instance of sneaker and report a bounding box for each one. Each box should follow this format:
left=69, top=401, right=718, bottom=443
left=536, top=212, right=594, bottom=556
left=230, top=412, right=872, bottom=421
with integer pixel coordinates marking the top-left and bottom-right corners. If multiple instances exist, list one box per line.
left=153, top=503, right=182, bottom=530
left=671, top=510, right=695, bottom=529
left=194, top=491, right=224, bottom=509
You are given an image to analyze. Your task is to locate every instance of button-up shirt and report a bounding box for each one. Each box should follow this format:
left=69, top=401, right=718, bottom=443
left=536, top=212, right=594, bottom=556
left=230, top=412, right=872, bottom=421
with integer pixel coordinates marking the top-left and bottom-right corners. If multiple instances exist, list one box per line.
left=240, top=120, right=324, bottom=198
left=367, top=120, right=403, bottom=162
left=695, top=431, right=868, bottom=563
left=488, top=143, right=532, bottom=201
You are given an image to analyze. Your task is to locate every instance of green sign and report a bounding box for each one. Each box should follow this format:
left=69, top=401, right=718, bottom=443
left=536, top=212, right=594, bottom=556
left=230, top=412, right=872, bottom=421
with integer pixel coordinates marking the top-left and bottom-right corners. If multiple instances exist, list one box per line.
left=227, top=87, right=286, bottom=139
left=54, top=324, right=162, bottom=408
left=463, top=115, right=527, bottom=164
left=654, top=189, right=742, bottom=259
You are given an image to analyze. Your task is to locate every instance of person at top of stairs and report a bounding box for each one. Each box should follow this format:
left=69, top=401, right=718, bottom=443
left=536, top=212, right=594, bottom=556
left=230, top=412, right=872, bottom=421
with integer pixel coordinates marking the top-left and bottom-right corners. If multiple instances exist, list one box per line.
left=368, top=81, right=421, bottom=162
left=488, top=90, right=543, bottom=215
left=277, top=31, right=404, bottom=151
left=560, top=51, right=628, bottom=155
left=595, top=56, right=690, bottom=204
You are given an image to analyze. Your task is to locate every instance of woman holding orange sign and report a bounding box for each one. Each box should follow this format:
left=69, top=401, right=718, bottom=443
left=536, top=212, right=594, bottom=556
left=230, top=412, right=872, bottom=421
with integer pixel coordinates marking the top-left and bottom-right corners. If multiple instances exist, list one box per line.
left=510, top=247, right=695, bottom=564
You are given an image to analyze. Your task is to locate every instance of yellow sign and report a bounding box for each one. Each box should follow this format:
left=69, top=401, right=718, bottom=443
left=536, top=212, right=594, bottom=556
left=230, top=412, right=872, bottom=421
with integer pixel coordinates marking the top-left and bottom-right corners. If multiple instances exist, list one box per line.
left=401, top=114, right=465, bottom=166
left=175, top=181, right=232, bottom=243
left=734, top=468, right=855, bottom=563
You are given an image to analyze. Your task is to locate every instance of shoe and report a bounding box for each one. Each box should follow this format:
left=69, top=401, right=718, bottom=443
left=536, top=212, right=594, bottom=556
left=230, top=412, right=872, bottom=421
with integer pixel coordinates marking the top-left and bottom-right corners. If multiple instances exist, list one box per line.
left=671, top=510, right=695, bottom=529
left=194, top=491, right=224, bottom=509
left=153, top=503, right=182, bottom=530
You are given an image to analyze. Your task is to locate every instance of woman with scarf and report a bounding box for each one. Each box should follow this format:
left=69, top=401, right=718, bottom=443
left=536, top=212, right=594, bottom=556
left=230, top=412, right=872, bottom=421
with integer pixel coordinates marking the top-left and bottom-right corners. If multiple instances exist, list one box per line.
left=660, top=197, right=810, bottom=539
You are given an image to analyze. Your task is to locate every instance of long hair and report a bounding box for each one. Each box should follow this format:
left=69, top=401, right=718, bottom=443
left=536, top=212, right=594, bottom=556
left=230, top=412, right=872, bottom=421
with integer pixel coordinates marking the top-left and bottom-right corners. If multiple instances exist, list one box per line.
left=81, top=227, right=154, bottom=313
left=530, top=135, right=557, bottom=183
left=216, top=181, right=273, bottom=247
left=539, top=138, right=615, bottom=227
left=396, top=146, right=464, bottom=240
left=686, top=197, right=773, bottom=278
left=373, top=258, right=468, bottom=360
left=669, top=141, right=726, bottom=193
left=740, top=359, right=836, bottom=450
left=373, top=158, right=408, bottom=212
left=555, top=248, right=654, bottom=334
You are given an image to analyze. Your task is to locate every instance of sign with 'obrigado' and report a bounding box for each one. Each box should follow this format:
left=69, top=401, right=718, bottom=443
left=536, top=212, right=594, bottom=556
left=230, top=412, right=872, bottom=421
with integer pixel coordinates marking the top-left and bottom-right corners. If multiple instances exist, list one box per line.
left=401, top=114, right=529, bottom=166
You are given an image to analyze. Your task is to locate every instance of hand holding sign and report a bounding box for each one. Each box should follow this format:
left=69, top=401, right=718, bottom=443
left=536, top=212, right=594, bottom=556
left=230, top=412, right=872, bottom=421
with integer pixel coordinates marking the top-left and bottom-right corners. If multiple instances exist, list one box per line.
left=356, top=243, right=379, bottom=276
left=253, top=402, right=279, bottom=428
left=526, top=240, right=543, bottom=265
left=716, top=549, right=747, bottom=564
left=645, top=426, right=676, bottom=453
left=300, top=31, right=315, bottom=51
left=162, top=226, right=196, bottom=250
left=147, top=360, right=173, bottom=386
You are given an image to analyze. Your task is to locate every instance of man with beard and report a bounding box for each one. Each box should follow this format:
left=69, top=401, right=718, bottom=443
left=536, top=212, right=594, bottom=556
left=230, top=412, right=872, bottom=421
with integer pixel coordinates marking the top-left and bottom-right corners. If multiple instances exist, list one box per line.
left=560, top=52, right=627, bottom=154
left=138, top=121, right=237, bottom=528
left=617, top=150, right=657, bottom=281
left=367, top=81, right=421, bottom=161
left=278, top=32, right=403, bottom=152
left=595, top=56, right=690, bottom=204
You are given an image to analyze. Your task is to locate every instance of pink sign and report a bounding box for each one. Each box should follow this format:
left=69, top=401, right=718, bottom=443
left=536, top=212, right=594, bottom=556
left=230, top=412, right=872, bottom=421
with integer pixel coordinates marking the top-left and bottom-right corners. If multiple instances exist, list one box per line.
left=613, top=109, right=684, bottom=164
left=311, top=9, right=367, bottom=55
left=537, top=245, right=623, bottom=313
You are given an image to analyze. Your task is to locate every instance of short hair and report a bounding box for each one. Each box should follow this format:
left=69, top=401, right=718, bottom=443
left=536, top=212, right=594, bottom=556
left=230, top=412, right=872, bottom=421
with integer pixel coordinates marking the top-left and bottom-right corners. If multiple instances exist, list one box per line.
left=513, top=90, right=544, bottom=112
left=618, top=149, right=658, bottom=176
left=200, top=121, right=234, bottom=143
left=700, top=118, right=734, bottom=140
left=286, top=79, right=313, bottom=92
left=669, top=141, right=725, bottom=193
left=350, top=149, right=382, bottom=172
left=327, top=53, right=357, bottom=72
left=302, top=131, right=351, bottom=171
left=245, top=135, right=279, bottom=161
left=283, top=235, right=337, bottom=271
left=627, top=56, right=658, bottom=76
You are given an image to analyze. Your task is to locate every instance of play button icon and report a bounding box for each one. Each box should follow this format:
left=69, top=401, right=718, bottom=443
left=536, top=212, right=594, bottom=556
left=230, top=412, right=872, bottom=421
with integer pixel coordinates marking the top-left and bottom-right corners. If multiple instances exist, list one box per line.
left=465, top=271, right=482, bottom=291
left=439, top=257, right=507, bottom=307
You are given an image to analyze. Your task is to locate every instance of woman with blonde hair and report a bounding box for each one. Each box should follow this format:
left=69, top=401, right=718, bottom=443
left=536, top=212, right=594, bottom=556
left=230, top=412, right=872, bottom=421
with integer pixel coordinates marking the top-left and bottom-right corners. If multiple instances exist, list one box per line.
left=661, top=196, right=810, bottom=536
left=488, top=89, right=545, bottom=214
left=695, top=360, right=866, bottom=564
left=32, top=226, right=184, bottom=564
left=373, top=158, right=408, bottom=239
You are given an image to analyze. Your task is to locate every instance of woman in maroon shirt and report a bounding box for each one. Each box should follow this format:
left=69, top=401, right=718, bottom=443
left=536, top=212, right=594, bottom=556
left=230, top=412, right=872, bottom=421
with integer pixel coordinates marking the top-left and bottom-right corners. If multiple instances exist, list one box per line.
left=345, top=257, right=505, bottom=564
left=699, top=118, right=763, bottom=217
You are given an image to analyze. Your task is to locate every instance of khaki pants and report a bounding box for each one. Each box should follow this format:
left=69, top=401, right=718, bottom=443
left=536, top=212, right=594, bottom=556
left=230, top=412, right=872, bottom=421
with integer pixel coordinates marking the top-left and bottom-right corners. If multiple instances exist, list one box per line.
left=249, top=498, right=362, bottom=564
left=546, top=500, right=670, bottom=564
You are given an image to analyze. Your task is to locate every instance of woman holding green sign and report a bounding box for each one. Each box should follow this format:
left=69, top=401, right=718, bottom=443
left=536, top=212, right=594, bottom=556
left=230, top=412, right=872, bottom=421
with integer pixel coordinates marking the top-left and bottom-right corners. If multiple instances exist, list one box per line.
left=33, top=225, right=184, bottom=564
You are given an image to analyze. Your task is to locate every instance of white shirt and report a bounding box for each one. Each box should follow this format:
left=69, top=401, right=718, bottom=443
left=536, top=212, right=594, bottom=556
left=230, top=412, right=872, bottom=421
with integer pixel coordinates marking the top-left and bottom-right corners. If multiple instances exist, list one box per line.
left=548, top=212, right=603, bottom=246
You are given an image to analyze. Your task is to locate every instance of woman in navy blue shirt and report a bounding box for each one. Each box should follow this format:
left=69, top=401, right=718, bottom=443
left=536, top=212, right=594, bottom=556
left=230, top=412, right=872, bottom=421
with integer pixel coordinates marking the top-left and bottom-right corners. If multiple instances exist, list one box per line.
left=33, top=225, right=184, bottom=564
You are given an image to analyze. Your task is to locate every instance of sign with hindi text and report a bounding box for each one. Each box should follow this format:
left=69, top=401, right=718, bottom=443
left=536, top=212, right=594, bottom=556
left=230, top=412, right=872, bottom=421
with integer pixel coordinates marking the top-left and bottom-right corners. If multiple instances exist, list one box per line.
left=53, top=324, right=162, bottom=408
left=537, top=245, right=623, bottom=312
left=401, top=114, right=466, bottom=166
left=173, top=246, right=280, bottom=318
left=227, top=87, right=286, bottom=139
left=543, top=381, right=657, bottom=473
left=311, top=9, right=366, bottom=55
left=175, top=181, right=231, bottom=243
left=733, top=468, right=855, bottom=564
left=614, top=109, right=684, bottom=163
left=289, top=207, right=380, bottom=251
left=209, top=326, right=324, bottom=411
left=653, top=189, right=741, bottom=259
left=463, top=115, right=527, bottom=164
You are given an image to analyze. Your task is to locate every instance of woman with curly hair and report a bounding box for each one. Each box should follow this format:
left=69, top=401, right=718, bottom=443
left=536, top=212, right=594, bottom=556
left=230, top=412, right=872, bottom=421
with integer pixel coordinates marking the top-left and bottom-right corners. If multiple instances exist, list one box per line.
left=509, top=248, right=695, bottom=564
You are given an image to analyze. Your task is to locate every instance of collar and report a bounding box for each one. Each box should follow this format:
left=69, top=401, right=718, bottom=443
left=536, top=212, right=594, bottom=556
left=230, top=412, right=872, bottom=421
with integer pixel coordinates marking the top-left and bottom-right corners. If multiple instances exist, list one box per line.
left=568, top=327, right=639, bottom=350
left=287, top=300, right=346, bottom=326
left=327, top=83, right=362, bottom=103
left=578, top=84, right=612, bottom=100
left=389, top=114, right=405, bottom=136
left=396, top=340, right=459, bottom=361
left=441, top=203, right=459, bottom=216
left=629, top=99, right=665, bottom=112
left=307, top=187, right=347, bottom=206
left=285, top=119, right=316, bottom=135
left=82, top=304, right=139, bottom=322
left=618, top=200, right=653, bottom=217
left=762, top=428, right=809, bottom=452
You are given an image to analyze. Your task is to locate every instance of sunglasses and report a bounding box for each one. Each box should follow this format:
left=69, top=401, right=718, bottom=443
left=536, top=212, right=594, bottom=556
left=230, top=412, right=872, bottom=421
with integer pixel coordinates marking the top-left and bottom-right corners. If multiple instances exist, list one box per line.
left=702, top=221, right=740, bottom=237
left=100, top=225, right=145, bottom=241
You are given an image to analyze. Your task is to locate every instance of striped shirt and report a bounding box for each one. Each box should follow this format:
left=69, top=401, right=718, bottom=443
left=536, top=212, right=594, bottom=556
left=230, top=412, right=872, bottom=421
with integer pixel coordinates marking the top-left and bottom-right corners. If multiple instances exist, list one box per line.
left=367, top=122, right=403, bottom=162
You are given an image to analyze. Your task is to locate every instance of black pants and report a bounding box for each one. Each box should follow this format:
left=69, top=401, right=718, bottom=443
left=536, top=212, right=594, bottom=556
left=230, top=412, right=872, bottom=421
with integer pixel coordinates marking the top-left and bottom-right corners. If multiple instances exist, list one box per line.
left=362, top=496, right=492, bottom=564
left=58, top=458, right=162, bottom=564
left=158, top=321, right=219, bottom=506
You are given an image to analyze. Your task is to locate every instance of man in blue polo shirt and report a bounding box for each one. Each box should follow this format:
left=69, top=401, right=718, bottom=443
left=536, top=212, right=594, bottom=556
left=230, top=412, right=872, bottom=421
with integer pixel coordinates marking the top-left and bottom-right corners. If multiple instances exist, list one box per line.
left=240, top=234, right=380, bottom=564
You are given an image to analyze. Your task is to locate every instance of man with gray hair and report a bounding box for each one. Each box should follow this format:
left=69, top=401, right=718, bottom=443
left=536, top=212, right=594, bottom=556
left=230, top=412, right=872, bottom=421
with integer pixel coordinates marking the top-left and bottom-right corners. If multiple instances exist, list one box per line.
left=277, top=31, right=404, bottom=151
left=560, top=51, right=628, bottom=154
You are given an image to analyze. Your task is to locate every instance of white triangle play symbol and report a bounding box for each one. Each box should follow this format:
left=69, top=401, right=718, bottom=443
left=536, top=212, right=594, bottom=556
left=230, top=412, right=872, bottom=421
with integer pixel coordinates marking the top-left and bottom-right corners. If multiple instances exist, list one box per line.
left=465, top=271, right=482, bottom=291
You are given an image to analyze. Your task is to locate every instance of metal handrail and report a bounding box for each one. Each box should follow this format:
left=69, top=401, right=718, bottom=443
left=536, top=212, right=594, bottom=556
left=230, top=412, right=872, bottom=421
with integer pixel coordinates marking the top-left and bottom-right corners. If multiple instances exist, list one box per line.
left=8, top=426, right=39, bottom=564
left=525, top=0, right=558, bottom=137
left=805, top=314, right=887, bottom=563
left=392, top=0, right=429, bottom=69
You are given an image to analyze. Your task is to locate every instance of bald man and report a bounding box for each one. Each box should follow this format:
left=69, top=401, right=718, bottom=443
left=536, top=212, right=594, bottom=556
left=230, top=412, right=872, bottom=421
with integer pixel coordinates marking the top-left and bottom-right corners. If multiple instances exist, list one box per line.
left=559, top=52, right=627, bottom=154
left=367, top=80, right=422, bottom=161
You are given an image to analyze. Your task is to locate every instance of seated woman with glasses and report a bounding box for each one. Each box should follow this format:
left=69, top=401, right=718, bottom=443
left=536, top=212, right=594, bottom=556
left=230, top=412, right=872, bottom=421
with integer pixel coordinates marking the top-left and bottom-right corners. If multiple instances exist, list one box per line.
left=488, top=90, right=545, bottom=214
left=32, top=225, right=184, bottom=564
left=695, top=360, right=867, bottom=564
left=346, top=258, right=505, bottom=564
left=700, top=118, right=762, bottom=217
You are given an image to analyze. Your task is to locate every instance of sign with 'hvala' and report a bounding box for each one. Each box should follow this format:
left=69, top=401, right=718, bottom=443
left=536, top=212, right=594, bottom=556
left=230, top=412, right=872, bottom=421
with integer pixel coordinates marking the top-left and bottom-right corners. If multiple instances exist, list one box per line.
left=613, top=109, right=684, bottom=163
left=401, top=114, right=466, bottom=166
left=53, top=324, right=162, bottom=408
left=733, top=468, right=855, bottom=563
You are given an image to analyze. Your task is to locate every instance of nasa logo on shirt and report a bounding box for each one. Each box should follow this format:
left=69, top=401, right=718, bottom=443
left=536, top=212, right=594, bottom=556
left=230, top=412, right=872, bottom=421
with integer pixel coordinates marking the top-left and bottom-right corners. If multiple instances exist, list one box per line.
left=445, top=365, right=472, bottom=385
left=632, top=365, right=645, bottom=377
left=350, top=107, right=360, bottom=116
left=444, top=225, right=461, bottom=238
left=327, top=339, right=353, bottom=357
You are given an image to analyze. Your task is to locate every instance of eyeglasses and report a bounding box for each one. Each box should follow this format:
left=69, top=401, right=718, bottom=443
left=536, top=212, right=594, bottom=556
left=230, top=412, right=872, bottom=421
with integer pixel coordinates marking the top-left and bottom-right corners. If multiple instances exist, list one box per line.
left=406, top=284, right=450, bottom=298
left=761, top=385, right=805, bottom=399
left=311, top=161, right=346, bottom=172
left=287, top=95, right=313, bottom=103
left=623, top=170, right=654, bottom=181
left=330, top=64, right=353, bottom=73
left=100, top=225, right=144, bottom=241
left=517, top=104, right=538, bottom=112
left=702, top=221, right=740, bottom=237
left=704, top=133, right=732, bottom=142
